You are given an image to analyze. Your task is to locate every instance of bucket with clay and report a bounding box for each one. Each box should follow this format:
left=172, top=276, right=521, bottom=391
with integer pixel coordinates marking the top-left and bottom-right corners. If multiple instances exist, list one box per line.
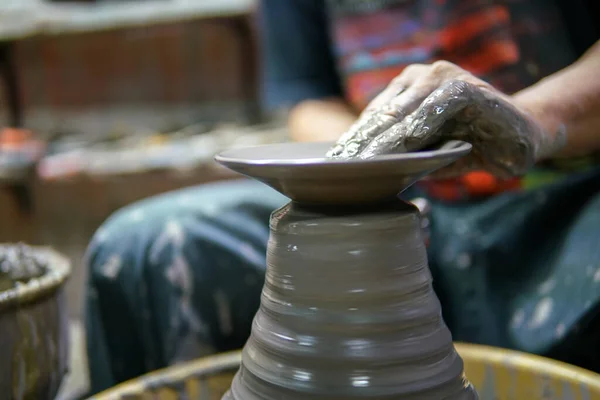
left=0, top=244, right=71, bottom=400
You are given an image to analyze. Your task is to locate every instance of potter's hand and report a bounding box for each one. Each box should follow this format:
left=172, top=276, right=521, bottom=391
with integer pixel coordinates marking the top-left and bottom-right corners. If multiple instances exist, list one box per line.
left=327, top=61, right=566, bottom=178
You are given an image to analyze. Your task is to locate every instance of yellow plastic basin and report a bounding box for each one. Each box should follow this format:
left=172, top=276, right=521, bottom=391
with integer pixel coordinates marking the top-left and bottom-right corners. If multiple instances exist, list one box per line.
left=90, top=343, right=600, bottom=399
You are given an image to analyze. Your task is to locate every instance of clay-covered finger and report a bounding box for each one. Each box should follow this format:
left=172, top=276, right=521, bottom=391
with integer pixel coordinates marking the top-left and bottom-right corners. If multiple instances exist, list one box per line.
left=362, top=83, right=406, bottom=115
left=327, top=65, right=431, bottom=158
left=406, top=80, right=477, bottom=141
left=342, top=79, right=454, bottom=158
left=326, top=88, right=418, bottom=158
left=326, top=112, right=397, bottom=158
left=327, top=83, right=437, bottom=158
left=357, top=81, right=473, bottom=158
left=354, top=116, right=414, bottom=158
left=363, top=64, right=428, bottom=113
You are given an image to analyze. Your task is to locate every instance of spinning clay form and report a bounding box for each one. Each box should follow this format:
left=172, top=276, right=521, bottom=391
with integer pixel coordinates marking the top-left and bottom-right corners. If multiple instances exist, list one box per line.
left=215, top=141, right=478, bottom=399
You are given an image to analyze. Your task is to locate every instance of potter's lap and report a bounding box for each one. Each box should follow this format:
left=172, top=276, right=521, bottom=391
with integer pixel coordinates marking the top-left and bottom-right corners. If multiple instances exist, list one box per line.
left=85, top=178, right=287, bottom=347
left=427, top=166, right=600, bottom=368
left=87, top=179, right=287, bottom=256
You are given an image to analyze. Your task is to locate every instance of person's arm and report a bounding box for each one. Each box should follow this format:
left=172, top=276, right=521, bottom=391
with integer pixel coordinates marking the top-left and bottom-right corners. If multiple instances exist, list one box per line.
left=258, top=0, right=355, bottom=142
left=512, top=40, right=600, bottom=158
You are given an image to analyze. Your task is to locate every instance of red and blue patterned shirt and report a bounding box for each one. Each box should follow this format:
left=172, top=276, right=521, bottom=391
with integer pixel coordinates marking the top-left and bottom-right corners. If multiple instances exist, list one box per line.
left=259, top=0, right=598, bottom=200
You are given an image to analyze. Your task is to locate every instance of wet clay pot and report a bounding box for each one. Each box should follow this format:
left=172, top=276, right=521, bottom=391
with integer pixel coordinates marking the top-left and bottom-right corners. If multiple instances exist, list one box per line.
left=0, top=245, right=71, bottom=400
left=215, top=141, right=478, bottom=399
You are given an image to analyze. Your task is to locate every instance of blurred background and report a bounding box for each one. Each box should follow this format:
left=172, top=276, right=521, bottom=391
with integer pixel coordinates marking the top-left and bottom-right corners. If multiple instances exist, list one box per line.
left=3, top=1, right=600, bottom=399
left=0, top=0, right=284, bottom=397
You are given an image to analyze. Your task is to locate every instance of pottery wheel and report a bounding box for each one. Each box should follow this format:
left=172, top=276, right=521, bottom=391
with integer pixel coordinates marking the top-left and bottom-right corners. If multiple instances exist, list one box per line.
left=216, top=141, right=479, bottom=399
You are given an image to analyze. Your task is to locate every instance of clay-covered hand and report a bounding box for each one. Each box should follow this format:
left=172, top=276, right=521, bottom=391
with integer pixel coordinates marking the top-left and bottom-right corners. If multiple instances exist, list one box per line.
left=327, top=61, right=565, bottom=177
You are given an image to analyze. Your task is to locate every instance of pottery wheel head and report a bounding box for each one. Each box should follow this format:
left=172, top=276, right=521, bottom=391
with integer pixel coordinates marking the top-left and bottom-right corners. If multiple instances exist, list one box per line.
left=215, top=140, right=471, bottom=205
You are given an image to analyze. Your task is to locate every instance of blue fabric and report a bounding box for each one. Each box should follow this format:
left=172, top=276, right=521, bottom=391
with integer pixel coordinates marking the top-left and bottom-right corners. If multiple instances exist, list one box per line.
left=84, top=181, right=287, bottom=395
left=85, top=169, right=600, bottom=395
left=258, top=0, right=343, bottom=110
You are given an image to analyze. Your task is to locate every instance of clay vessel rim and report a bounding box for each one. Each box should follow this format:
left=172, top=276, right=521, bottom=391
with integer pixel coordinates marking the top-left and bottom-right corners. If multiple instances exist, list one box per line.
left=0, top=246, right=71, bottom=311
left=215, top=140, right=471, bottom=169
left=215, top=140, right=471, bottom=204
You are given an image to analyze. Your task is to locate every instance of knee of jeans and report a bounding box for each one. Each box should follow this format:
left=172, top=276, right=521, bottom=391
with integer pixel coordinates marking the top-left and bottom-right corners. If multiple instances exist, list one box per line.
left=88, top=188, right=185, bottom=252
left=86, top=207, right=160, bottom=278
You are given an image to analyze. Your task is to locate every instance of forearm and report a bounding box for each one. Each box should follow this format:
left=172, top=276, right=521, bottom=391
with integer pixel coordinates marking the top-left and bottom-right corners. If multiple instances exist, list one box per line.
left=288, top=98, right=357, bottom=142
left=513, top=40, right=600, bottom=158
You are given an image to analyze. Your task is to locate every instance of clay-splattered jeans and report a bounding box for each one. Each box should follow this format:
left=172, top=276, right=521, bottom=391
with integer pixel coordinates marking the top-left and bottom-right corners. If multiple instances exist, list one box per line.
left=85, top=168, right=600, bottom=395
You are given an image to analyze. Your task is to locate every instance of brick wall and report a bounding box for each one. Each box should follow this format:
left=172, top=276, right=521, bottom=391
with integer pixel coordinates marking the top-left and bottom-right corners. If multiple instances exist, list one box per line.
left=10, top=16, right=259, bottom=136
